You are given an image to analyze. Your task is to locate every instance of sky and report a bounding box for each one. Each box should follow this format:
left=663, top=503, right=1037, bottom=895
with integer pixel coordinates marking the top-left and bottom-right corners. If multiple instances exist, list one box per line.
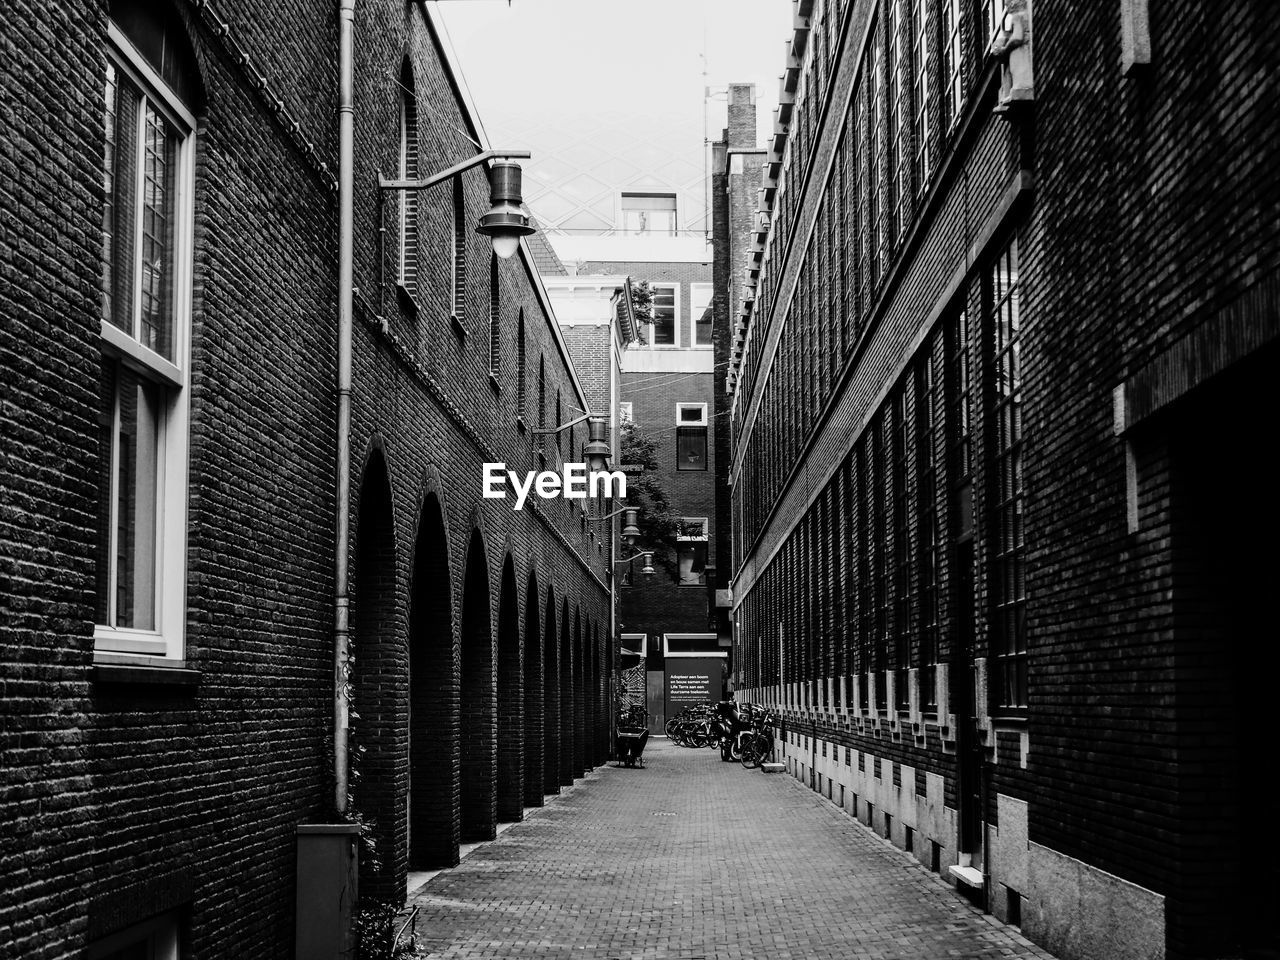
left=432, top=0, right=793, bottom=158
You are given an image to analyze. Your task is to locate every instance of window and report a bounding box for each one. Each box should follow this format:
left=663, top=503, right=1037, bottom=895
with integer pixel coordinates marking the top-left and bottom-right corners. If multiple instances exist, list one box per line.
left=871, top=416, right=889, bottom=711
left=676, top=403, right=708, bottom=471
left=451, top=175, right=466, bottom=322
left=537, top=356, right=546, bottom=470
left=940, top=0, right=964, bottom=131
left=915, top=338, right=940, bottom=711
left=910, top=0, right=932, bottom=195
left=649, top=284, right=677, bottom=346
left=890, top=0, right=908, bottom=239
left=980, top=0, right=1007, bottom=51
left=621, top=192, right=677, bottom=236
left=89, top=911, right=179, bottom=960
left=891, top=388, right=912, bottom=711
left=677, top=517, right=708, bottom=587
left=989, top=237, right=1026, bottom=710
left=555, top=391, right=562, bottom=457
left=488, top=253, right=500, bottom=379
left=97, top=14, right=196, bottom=659
left=397, top=58, right=419, bottom=293
left=867, top=30, right=884, bottom=285
left=517, top=310, right=527, bottom=419
left=690, top=282, right=714, bottom=347
left=619, top=401, right=633, bottom=424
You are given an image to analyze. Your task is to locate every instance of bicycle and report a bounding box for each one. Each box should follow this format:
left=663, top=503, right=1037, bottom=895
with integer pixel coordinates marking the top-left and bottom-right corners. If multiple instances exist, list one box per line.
left=738, top=708, right=778, bottom=769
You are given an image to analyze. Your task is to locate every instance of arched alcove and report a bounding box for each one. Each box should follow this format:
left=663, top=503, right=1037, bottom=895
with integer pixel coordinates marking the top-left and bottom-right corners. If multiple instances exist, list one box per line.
left=459, top=529, right=495, bottom=842
left=352, top=450, right=401, bottom=894
left=408, top=492, right=457, bottom=868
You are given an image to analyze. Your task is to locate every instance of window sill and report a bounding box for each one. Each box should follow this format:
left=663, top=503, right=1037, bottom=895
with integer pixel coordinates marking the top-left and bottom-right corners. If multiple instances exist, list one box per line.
left=394, top=283, right=420, bottom=319
left=93, top=656, right=201, bottom=687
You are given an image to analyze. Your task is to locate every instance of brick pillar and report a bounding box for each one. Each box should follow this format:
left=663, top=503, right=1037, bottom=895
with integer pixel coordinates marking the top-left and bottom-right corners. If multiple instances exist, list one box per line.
left=496, top=559, right=523, bottom=822
left=523, top=578, right=544, bottom=807
left=542, top=596, right=560, bottom=795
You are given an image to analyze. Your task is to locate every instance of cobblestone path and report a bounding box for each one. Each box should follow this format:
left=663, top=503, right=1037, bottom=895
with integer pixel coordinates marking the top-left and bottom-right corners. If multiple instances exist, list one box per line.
left=406, top=738, right=1058, bottom=959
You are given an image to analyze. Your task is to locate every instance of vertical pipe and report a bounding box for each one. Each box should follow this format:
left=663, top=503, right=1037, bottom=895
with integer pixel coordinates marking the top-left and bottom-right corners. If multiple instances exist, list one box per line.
left=334, top=0, right=355, bottom=815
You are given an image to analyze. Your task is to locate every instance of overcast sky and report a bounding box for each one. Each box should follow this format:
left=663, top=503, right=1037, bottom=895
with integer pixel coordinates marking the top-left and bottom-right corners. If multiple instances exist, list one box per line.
left=431, top=0, right=794, bottom=148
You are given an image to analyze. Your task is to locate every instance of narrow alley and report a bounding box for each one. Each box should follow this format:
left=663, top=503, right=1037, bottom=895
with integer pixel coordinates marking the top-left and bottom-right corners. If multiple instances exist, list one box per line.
left=406, top=741, right=1055, bottom=959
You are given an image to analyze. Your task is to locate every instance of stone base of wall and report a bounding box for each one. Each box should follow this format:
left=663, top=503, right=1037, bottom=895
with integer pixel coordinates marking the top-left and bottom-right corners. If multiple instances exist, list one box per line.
left=780, top=733, right=1165, bottom=960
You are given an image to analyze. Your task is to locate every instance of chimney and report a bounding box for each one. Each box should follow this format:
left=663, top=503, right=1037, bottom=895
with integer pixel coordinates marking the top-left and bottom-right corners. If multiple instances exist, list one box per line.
left=727, top=83, right=757, bottom=151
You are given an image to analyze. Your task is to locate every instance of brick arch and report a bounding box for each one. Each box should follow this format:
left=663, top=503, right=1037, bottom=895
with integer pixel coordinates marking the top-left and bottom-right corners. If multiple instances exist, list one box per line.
left=522, top=570, right=544, bottom=807
left=496, top=553, right=523, bottom=822
left=542, top=586, right=560, bottom=795
left=460, top=527, right=496, bottom=842
left=352, top=446, right=402, bottom=896
left=408, top=491, right=457, bottom=869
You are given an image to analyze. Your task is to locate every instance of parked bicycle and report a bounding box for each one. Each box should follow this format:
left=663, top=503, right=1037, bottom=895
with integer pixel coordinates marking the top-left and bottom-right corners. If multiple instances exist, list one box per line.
left=664, top=704, right=717, bottom=748
left=737, top=707, right=779, bottom=769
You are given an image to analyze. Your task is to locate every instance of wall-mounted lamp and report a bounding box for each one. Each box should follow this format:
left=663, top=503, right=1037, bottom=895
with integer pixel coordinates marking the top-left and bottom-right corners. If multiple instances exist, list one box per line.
left=533, top=413, right=610, bottom=472
left=614, top=549, right=655, bottom=579
left=379, top=149, right=536, bottom=260
left=589, top=505, right=640, bottom=540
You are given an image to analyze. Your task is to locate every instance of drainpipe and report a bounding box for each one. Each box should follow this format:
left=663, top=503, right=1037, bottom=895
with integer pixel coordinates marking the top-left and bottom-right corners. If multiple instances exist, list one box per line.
left=333, top=0, right=355, bottom=815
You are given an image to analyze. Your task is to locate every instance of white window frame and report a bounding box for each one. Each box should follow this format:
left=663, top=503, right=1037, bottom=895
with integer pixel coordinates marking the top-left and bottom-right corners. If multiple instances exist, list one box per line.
left=647, top=283, right=680, bottom=350
left=96, top=23, right=194, bottom=662
left=89, top=910, right=180, bottom=960
left=662, top=633, right=724, bottom=658
left=619, top=191, right=679, bottom=237
left=619, top=401, right=633, bottom=424
left=397, top=85, right=415, bottom=289
left=677, top=517, right=708, bottom=541
left=689, top=282, right=714, bottom=347
left=620, top=633, right=648, bottom=658
left=676, top=402, right=708, bottom=427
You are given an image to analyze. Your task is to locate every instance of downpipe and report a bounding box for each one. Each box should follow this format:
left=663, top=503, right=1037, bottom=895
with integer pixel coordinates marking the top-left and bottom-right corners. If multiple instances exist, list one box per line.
left=333, top=0, right=355, bottom=816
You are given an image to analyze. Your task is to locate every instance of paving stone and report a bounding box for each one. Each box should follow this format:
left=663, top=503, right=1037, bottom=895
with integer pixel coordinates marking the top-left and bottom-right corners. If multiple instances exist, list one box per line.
left=407, top=739, right=1058, bottom=959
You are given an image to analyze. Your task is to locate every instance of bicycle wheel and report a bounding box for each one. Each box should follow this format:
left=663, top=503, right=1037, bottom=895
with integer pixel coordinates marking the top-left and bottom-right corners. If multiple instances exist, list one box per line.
left=739, top=733, right=764, bottom=768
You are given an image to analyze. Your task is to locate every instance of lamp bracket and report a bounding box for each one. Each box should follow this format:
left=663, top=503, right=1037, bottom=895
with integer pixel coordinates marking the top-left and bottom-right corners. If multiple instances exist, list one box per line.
left=530, top=411, right=595, bottom=436
left=587, top=506, right=631, bottom=523
left=378, top=149, right=532, bottom=192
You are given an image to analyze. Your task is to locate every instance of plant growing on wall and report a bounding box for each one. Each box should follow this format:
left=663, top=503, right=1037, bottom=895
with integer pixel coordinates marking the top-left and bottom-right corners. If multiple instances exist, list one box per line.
left=630, top=279, right=654, bottom=344
left=619, top=418, right=686, bottom=577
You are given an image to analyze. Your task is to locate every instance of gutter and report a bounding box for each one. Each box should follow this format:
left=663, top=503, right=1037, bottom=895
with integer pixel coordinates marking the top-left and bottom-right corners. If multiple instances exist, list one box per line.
left=333, top=0, right=355, bottom=815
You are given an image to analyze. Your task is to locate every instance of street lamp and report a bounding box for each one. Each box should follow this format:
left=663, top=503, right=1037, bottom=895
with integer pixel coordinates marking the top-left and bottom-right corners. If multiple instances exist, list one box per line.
left=379, top=150, right=536, bottom=260
left=582, top=416, right=611, bottom=473
left=614, top=550, right=655, bottom=579
left=476, top=160, right=537, bottom=259
left=590, top=504, right=639, bottom=536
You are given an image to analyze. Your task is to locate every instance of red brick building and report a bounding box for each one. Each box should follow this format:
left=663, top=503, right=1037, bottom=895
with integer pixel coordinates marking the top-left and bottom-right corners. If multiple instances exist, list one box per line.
left=0, top=1, right=612, bottom=956
left=722, top=1, right=1279, bottom=959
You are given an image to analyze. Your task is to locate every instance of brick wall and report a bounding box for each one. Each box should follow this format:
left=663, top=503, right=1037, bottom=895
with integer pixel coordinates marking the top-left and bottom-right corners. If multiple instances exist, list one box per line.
left=0, top=1, right=612, bottom=955
left=724, top=1, right=1280, bottom=958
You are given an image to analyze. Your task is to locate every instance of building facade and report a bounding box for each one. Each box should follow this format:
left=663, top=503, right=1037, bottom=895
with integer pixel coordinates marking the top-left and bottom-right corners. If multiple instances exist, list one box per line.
left=723, top=2, right=1278, bottom=960
left=1, top=2, right=613, bottom=957
left=547, top=257, right=724, bottom=734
